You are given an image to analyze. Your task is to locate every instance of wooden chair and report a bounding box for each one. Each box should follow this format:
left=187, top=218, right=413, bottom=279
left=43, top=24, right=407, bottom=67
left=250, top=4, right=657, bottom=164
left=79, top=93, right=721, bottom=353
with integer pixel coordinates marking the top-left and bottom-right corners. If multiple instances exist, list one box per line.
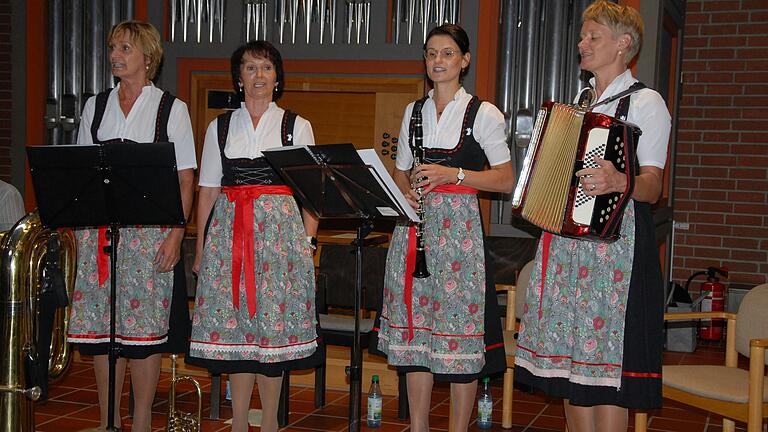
left=659, top=282, right=768, bottom=432
left=495, top=259, right=534, bottom=429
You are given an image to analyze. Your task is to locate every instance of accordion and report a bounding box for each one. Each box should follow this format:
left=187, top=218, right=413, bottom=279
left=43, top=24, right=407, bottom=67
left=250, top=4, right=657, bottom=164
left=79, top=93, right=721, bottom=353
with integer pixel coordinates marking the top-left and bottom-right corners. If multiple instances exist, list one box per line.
left=511, top=101, right=642, bottom=242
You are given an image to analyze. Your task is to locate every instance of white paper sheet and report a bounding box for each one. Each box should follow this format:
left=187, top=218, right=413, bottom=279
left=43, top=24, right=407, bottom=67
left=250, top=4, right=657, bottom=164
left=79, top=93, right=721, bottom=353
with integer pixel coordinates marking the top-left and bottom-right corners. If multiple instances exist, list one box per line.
left=357, top=149, right=420, bottom=223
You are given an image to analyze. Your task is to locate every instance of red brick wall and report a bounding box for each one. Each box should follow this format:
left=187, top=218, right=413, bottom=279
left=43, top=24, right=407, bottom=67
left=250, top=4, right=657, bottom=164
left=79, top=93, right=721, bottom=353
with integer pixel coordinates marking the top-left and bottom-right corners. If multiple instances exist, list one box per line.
left=0, top=0, right=10, bottom=182
left=674, top=0, right=768, bottom=287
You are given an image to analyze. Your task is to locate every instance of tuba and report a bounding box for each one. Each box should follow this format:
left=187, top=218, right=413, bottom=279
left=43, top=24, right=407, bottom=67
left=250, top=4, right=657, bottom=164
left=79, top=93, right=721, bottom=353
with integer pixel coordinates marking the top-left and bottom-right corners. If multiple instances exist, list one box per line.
left=0, top=212, right=76, bottom=431
left=166, top=354, right=202, bottom=432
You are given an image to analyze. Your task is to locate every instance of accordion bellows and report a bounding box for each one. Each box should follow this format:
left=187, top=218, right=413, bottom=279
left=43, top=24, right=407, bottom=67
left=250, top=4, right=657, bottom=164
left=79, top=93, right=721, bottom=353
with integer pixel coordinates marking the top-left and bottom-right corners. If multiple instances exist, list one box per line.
left=512, top=102, right=642, bottom=242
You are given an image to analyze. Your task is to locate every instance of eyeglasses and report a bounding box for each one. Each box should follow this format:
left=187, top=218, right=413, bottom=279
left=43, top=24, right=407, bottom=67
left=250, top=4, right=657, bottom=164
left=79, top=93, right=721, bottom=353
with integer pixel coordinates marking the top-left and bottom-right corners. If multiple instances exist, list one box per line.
left=423, top=48, right=457, bottom=61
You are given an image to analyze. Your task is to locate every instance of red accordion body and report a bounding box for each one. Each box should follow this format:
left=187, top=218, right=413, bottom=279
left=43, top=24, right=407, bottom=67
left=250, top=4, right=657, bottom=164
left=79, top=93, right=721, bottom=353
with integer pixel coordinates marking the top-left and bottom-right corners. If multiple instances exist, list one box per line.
left=511, top=101, right=642, bottom=242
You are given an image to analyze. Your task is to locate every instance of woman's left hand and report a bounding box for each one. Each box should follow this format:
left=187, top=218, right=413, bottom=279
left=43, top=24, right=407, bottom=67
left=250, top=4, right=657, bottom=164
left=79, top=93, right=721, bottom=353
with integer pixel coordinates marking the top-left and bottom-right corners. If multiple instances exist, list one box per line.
left=411, top=163, right=459, bottom=194
left=154, top=232, right=182, bottom=273
left=576, top=157, right=627, bottom=197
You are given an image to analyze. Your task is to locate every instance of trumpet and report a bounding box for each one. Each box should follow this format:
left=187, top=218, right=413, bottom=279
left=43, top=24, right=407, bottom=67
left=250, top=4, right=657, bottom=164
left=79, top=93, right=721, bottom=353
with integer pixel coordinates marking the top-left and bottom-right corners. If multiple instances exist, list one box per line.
left=166, top=354, right=202, bottom=432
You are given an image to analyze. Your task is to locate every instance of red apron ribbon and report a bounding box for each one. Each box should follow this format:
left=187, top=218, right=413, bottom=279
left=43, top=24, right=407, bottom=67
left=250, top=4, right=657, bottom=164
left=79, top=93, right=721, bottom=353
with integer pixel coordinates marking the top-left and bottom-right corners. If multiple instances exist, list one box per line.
left=402, top=183, right=479, bottom=342
left=538, top=232, right=553, bottom=320
left=97, top=227, right=109, bottom=287
left=222, top=185, right=293, bottom=319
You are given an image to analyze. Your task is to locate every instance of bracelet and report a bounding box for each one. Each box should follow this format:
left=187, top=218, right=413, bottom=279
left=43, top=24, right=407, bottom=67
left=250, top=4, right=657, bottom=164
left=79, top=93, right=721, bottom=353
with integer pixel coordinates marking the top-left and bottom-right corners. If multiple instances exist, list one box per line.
left=306, top=235, right=318, bottom=250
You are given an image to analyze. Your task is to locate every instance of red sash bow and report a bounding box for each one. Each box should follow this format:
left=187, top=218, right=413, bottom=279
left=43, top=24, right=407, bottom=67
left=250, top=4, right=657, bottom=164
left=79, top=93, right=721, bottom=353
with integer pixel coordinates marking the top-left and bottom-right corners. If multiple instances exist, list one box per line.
left=222, top=185, right=293, bottom=318
left=97, top=227, right=109, bottom=286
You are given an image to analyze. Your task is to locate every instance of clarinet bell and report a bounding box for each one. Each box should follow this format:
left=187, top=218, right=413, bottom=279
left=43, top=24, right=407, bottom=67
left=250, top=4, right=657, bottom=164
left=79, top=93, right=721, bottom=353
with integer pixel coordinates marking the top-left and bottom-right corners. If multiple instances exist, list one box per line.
left=412, top=250, right=430, bottom=279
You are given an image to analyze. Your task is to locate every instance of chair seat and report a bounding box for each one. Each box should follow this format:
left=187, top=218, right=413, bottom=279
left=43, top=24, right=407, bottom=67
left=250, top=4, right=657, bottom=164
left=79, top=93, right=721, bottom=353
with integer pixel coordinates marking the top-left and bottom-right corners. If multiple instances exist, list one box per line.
left=503, top=330, right=517, bottom=357
left=663, top=365, right=768, bottom=404
left=319, top=313, right=375, bottom=333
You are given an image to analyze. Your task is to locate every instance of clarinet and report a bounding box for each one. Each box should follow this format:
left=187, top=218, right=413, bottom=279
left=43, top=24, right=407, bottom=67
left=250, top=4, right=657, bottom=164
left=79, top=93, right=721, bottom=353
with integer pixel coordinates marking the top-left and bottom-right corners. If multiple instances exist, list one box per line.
left=411, top=104, right=430, bottom=278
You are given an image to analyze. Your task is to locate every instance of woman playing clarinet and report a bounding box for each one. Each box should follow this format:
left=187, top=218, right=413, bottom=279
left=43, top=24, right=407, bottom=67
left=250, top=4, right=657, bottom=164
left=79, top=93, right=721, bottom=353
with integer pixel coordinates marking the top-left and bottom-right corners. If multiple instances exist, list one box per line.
left=187, top=41, right=322, bottom=432
left=372, top=23, right=514, bottom=432
left=514, top=2, right=671, bottom=431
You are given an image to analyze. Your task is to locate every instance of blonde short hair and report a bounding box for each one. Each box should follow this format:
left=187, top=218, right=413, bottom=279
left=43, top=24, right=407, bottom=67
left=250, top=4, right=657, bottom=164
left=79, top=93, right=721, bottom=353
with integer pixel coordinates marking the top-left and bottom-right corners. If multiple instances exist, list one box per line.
left=108, top=21, right=163, bottom=80
left=583, top=0, right=644, bottom=65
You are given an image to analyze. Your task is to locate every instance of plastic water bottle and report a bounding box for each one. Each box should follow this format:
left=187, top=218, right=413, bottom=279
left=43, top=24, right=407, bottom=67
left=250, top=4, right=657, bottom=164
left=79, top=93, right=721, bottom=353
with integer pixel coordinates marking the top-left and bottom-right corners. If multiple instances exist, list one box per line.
left=367, top=375, right=382, bottom=428
left=476, top=377, right=493, bottom=429
left=225, top=378, right=231, bottom=401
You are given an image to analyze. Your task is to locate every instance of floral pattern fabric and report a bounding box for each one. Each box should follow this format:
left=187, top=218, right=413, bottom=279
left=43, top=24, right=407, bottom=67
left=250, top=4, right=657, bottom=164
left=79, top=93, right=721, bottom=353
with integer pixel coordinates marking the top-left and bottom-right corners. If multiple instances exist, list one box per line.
left=515, top=201, right=637, bottom=388
left=377, top=192, right=487, bottom=375
left=189, top=193, right=318, bottom=363
left=68, top=227, right=173, bottom=345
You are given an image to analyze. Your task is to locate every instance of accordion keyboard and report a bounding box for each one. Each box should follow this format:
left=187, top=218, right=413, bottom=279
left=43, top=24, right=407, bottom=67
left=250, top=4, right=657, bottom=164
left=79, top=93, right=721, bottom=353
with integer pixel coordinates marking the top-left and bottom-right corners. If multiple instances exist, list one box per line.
left=572, top=128, right=608, bottom=225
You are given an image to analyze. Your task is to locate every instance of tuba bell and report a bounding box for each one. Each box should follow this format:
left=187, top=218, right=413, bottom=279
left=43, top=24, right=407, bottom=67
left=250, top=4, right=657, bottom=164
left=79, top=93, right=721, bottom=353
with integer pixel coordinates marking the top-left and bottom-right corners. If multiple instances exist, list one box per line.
left=0, top=211, right=76, bottom=431
left=166, top=353, right=202, bottom=432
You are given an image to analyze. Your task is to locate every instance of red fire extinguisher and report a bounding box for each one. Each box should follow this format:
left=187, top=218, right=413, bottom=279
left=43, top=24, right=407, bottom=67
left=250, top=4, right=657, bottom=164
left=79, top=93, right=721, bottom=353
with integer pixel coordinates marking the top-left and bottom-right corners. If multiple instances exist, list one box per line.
left=686, top=267, right=729, bottom=341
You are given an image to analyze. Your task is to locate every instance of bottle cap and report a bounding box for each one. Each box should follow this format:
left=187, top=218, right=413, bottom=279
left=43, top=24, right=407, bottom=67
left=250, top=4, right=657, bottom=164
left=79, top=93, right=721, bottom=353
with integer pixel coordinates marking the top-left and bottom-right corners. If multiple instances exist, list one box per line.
left=372, top=375, right=379, bottom=382
left=482, top=377, right=490, bottom=383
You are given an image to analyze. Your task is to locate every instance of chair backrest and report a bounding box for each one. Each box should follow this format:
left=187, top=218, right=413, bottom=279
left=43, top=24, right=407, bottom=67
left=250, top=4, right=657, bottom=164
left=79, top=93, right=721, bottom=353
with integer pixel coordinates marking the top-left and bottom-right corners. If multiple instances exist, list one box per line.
left=317, top=244, right=387, bottom=312
left=485, top=236, right=538, bottom=286
left=735, top=282, right=768, bottom=364
left=515, top=260, right=534, bottom=319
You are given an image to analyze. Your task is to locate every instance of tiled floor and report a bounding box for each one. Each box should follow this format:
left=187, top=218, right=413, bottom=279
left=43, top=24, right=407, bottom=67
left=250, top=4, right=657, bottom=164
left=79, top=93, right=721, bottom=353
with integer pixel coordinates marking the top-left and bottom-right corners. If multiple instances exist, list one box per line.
left=34, top=340, right=753, bottom=432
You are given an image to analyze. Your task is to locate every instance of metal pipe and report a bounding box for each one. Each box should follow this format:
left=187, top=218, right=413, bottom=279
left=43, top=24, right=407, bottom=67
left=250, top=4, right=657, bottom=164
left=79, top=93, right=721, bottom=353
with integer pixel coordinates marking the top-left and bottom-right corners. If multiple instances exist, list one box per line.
left=63, top=0, right=83, bottom=144
left=290, top=0, right=299, bottom=43
left=320, top=0, right=327, bottom=43
left=245, top=2, right=253, bottom=42
left=407, top=0, right=414, bottom=44
left=261, top=1, right=268, bottom=40
left=45, top=0, right=63, bottom=145
left=123, top=0, right=134, bottom=20
left=182, top=0, right=190, bottom=42
left=394, top=0, right=401, bottom=44
left=364, top=1, right=369, bottom=44
left=196, top=0, right=203, bottom=42
left=330, top=0, right=336, bottom=43
left=540, top=0, right=568, bottom=103
left=421, top=0, right=431, bottom=43
left=170, top=0, right=177, bottom=41
left=306, top=0, right=313, bottom=44
left=208, top=0, right=214, bottom=42
left=83, top=0, right=104, bottom=99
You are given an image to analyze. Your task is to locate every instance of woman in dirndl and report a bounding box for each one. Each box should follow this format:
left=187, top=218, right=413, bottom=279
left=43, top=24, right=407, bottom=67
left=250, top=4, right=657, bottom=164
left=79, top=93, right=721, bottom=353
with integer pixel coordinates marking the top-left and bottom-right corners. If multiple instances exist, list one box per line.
left=514, top=1, right=672, bottom=431
left=187, top=41, right=322, bottom=432
left=67, top=21, right=196, bottom=431
left=372, top=24, right=514, bottom=432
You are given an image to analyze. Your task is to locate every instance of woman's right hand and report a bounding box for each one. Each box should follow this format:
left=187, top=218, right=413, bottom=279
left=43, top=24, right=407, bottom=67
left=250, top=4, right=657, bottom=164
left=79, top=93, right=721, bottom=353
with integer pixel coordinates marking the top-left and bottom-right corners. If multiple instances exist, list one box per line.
left=403, top=187, right=421, bottom=210
left=192, top=253, right=202, bottom=275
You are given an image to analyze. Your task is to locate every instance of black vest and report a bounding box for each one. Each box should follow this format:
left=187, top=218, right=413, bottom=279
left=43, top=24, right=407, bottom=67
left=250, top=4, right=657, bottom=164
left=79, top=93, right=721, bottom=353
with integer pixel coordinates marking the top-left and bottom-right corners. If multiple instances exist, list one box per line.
left=216, top=109, right=298, bottom=186
left=90, top=87, right=176, bottom=144
left=409, top=95, right=487, bottom=172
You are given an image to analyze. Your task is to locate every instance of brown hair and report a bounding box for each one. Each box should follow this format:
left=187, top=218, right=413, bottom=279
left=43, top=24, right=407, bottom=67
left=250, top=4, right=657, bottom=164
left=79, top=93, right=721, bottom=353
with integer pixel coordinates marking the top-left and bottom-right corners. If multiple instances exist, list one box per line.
left=583, top=0, right=644, bottom=65
left=108, top=21, right=163, bottom=80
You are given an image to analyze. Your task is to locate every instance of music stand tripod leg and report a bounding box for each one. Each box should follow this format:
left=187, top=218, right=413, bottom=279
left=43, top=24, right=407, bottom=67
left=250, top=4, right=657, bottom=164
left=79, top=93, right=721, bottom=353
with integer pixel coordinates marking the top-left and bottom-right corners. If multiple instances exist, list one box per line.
left=106, top=224, right=121, bottom=431
left=347, top=220, right=373, bottom=432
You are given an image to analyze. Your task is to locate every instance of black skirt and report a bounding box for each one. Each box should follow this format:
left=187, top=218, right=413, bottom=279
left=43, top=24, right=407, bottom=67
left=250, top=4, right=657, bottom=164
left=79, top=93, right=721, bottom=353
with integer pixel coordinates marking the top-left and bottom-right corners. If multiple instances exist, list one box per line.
left=77, top=259, right=191, bottom=359
left=515, top=202, right=664, bottom=409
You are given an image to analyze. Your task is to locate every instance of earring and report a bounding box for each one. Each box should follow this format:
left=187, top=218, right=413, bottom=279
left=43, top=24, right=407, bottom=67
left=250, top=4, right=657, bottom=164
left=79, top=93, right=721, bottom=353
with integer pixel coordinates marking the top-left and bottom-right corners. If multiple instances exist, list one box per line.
left=618, top=50, right=622, bottom=56
left=145, top=65, right=149, bottom=70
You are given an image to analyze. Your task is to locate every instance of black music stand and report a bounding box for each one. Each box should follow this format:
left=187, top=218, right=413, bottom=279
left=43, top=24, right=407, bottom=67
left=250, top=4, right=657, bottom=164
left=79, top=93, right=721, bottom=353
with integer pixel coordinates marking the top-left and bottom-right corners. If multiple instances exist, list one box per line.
left=264, top=144, right=417, bottom=432
left=27, top=143, right=185, bottom=432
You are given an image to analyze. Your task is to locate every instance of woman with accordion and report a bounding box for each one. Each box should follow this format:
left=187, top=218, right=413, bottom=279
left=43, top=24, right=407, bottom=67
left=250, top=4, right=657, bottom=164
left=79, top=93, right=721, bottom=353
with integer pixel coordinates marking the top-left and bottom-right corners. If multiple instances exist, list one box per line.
left=514, top=2, right=671, bottom=431
left=372, top=24, right=514, bottom=432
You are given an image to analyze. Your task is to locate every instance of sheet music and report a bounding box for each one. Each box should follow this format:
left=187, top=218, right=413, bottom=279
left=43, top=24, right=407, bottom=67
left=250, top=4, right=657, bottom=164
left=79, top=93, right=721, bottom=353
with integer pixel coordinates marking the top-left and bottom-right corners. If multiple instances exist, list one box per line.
left=357, top=149, right=420, bottom=223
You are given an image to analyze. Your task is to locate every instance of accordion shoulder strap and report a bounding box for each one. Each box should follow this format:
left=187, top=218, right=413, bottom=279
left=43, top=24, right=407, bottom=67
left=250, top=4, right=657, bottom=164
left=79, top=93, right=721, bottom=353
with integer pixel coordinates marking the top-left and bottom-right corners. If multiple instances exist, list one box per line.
left=589, top=81, right=647, bottom=117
